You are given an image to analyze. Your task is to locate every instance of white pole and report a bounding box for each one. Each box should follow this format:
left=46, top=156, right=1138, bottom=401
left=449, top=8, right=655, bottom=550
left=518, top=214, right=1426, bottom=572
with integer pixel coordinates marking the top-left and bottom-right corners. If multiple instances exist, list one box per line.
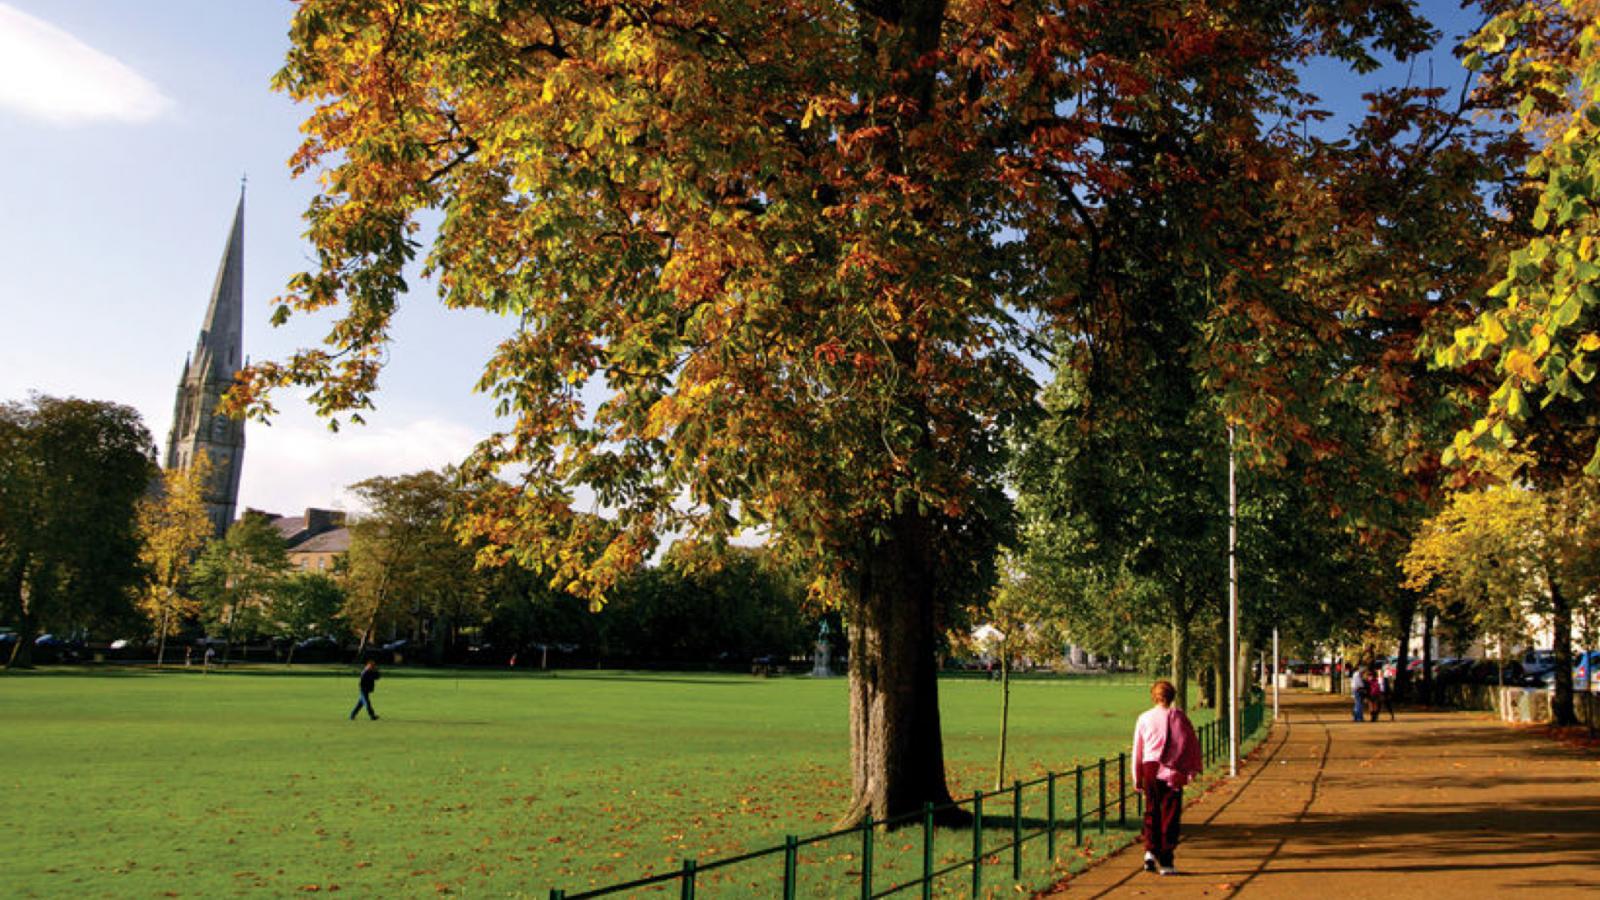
left=1272, top=627, right=1280, bottom=721
left=1228, top=425, right=1240, bottom=777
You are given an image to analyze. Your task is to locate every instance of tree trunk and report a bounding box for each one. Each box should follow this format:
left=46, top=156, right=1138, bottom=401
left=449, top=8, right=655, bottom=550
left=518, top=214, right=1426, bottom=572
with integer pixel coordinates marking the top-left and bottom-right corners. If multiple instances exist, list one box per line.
left=1421, top=608, right=1435, bottom=706
left=1393, top=597, right=1415, bottom=703
left=5, top=561, right=35, bottom=669
left=156, top=604, right=171, bottom=668
left=838, top=514, right=962, bottom=829
left=1238, top=635, right=1254, bottom=706
left=994, top=641, right=1011, bottom=791
left=1549, top=574, right=1577, bottom=726
left=1170, top=619, right=1190, bottom=711
left=1199, top=660, right=1216, bottom=709
left=1215, top=614, right=1232, bottom=715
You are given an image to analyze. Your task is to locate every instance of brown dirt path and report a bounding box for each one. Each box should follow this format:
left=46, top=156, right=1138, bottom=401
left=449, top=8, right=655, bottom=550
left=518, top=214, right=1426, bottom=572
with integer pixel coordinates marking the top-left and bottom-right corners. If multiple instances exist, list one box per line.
left=1040, top=690, right=1600, bottom=899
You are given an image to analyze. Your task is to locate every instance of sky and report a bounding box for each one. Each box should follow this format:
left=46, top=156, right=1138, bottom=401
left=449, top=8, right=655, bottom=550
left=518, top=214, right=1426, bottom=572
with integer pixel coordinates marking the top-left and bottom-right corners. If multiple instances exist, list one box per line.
left=0, top=1, right=1489, bottom=517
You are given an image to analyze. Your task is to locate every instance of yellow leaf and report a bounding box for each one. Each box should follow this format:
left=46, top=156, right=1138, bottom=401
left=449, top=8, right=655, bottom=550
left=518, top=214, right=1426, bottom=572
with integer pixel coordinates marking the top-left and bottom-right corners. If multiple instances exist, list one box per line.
left=1504, top=348, right=1542, bottom=382
left=1481, top=313, right=1508, bottom=344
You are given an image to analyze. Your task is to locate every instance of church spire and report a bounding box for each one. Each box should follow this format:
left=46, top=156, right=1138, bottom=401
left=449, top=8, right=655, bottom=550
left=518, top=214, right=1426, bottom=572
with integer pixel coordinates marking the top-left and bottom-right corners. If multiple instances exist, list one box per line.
left=166, top=189, right=249, bottom=536
left=190, top=185, right=245, bottom=382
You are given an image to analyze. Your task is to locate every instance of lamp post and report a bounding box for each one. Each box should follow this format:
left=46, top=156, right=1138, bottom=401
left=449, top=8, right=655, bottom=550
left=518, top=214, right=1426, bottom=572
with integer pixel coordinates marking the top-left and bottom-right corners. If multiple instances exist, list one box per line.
left=1228, top=425, right=1240, bottom=777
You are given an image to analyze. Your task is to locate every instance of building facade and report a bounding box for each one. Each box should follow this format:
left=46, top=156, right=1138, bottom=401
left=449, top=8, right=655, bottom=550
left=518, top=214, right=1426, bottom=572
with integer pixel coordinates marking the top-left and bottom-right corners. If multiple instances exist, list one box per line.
left=260, top=507, right=352, bottom=573
left=165, top=192, right=247, bottom=536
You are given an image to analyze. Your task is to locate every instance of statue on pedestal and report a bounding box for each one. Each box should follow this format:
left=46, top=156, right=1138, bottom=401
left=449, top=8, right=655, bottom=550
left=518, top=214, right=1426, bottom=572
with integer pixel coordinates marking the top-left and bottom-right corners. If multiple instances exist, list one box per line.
left=811, top=619, right=833, bottom=677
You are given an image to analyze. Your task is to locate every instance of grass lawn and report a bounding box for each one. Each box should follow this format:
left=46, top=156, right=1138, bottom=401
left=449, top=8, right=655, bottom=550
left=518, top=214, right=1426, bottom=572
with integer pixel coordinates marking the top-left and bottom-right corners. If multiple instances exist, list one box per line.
left=0, top=667, right=1218, bottom=898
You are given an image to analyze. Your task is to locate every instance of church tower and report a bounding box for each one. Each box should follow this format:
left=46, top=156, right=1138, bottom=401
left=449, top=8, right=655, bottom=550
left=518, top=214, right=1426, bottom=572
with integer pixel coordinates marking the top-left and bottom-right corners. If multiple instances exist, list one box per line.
left=165, top=189, right=247, bottom=536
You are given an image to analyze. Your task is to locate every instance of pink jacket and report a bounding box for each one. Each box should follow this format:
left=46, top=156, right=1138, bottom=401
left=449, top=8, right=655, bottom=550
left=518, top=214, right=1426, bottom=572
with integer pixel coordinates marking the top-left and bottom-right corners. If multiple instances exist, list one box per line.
left=1131, top=705, right=1203, bottom=788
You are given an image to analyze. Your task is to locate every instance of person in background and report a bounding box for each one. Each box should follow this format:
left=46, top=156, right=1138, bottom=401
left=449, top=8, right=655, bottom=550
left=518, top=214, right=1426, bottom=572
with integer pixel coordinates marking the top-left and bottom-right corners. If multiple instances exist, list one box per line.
left=1351, top=665, right=1367, bottom=722
left=1365, top=666, right=1386, bottom=722
left=350, top=660, right=381, bottom=721
left=1131, top=679, right=1203, bottom=876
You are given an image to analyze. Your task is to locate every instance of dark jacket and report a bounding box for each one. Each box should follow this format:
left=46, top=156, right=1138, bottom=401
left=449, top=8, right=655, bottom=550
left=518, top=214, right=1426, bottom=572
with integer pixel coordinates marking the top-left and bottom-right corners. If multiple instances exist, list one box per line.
left=359, top=667, right=380, bottom=693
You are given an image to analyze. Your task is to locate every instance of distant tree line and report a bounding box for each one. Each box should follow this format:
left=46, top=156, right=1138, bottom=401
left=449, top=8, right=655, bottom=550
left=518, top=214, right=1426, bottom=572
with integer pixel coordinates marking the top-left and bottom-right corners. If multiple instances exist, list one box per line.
left=1, top=395, right=816, bottom=669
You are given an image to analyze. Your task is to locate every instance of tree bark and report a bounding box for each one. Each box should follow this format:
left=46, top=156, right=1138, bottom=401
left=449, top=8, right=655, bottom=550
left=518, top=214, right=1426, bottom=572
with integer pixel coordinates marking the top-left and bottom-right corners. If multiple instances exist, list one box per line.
left=838, top=513, right=962, bottom=829
left=1214, top=614, right=1231, bottom=714
left=4, top=558, right=35, bottom=668
left=156, top=602, right=171, bottom=668
left=1393, top=595, right=1415, bottom=703
left=1549, top=573, right=1577, bottom=726
left=1238, top=635, right=1254, bottom=706
left=1170, top=619, right=1190, bottom=711
left=1421, top=608, right=1435, bottom=706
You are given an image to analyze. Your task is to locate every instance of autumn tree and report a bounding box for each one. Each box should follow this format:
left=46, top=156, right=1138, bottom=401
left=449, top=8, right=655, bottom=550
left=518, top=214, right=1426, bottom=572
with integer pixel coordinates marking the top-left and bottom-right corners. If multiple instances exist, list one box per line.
left=1402, top=478, right=1600, bottom=723
left=0, top=396, right=154, bottom=667
left=342, top=471, right=481, bottom=661
left=136, top=455, right=213, bottom=665
left=1443, top=0, right=1600, bottom=475
left=252, top=0, right=1456, bottom=824
left=191, top=512, right=292, bottom=659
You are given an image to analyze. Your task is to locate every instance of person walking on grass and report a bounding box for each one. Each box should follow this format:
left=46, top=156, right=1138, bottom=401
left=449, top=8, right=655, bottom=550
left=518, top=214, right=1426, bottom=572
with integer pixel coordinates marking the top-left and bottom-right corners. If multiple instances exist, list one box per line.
left=1131, top=679, right=1203, bottom=876
left=350, top=660, right=381, bottom=721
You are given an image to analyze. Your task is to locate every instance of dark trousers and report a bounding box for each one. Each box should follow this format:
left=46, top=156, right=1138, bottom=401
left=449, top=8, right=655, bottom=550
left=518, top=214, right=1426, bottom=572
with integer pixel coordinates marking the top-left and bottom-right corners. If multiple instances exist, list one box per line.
left=1141, top=772, right=1183, bottom=866
left=350, top=691, right=377, bottom=720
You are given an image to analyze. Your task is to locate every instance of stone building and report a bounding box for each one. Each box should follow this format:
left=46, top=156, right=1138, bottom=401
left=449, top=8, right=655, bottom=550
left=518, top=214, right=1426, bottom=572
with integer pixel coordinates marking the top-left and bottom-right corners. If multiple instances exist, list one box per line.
left=165, top=191, right=247, bottom=536
left=260, top=507, right=351, bottom=573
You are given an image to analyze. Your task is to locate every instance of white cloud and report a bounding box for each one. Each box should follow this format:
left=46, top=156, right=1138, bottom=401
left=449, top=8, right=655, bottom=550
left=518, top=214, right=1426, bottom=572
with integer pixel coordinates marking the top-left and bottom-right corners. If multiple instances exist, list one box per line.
left=237, top=415, right=482, bottom=516
left=0, top=4, right=174, bottom=125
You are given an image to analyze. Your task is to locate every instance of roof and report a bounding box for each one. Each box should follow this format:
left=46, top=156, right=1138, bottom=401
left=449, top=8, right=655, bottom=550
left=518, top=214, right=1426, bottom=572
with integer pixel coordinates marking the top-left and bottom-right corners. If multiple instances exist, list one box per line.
left=291, top=527, right=350, bottom=555
left=269, top=515, right=307, bottom=541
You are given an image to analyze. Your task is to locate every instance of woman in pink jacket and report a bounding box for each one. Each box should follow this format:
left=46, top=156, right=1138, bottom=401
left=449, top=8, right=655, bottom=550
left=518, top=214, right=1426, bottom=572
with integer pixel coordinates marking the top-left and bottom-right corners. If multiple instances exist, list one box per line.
left=1130, top=679, right=1203, bottom=875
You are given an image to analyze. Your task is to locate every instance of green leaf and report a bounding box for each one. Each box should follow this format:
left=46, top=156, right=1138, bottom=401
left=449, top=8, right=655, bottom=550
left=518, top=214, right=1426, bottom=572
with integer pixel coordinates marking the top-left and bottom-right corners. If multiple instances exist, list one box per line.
left=1553, top=291, right=1584, bottom=328
left=1573, top=353, right=1598, bottom=385
left=1585, top=441, right=1600, bottom=478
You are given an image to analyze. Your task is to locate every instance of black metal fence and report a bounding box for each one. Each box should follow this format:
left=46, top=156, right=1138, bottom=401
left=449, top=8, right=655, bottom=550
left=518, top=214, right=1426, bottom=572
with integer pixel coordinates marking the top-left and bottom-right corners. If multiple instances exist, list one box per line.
left=549, top=700, right=1269, bottom=898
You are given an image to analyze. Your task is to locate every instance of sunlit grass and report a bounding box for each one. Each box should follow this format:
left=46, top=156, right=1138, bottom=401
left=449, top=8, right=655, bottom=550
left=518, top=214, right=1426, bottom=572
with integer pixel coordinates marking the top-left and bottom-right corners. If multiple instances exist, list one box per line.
left=0, top=667, right=1210, bottom=897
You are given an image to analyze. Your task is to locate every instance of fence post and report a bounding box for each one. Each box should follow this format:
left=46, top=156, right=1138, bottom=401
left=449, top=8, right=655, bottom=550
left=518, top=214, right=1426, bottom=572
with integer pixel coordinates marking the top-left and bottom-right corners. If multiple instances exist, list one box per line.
left=1117, top=752, right=1126, bottom=828
left=1012, top=780, right=1023, bottom=881
left=1074, top=765, right=1084, bottom=846
left=972, top=792, right=984, bottom=899
left=861, top=824, right=874, bottom=900
left=681, top=858, right=696, bottom=900
left=1097, top=757, right=1107, bottom=834
left=922, top=802, right=935, bottom=900
left=783, top=835, right=798, bottom=900
left=1046, top=772, right=1057, bottom=867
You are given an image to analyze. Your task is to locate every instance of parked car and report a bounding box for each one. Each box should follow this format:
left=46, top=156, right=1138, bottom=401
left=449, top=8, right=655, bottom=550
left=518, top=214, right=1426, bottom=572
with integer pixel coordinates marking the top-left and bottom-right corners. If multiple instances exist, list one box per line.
left=33, top=633, right=83, bottom=663
left=1522, top=649, right=1556, bottom=680
left=292, top=636, right=342, bottom=661
left=1574, top=650, right=1600, bottom=690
